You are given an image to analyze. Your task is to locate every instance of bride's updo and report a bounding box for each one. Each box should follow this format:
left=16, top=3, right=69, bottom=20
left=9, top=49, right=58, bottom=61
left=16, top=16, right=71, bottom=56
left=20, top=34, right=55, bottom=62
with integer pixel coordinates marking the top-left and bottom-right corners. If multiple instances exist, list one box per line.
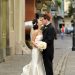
left=32, top=13, right=39, bottom=30
left=32, top=13, right=43, bottom=30
left=33, top=23, right=38, bottom=30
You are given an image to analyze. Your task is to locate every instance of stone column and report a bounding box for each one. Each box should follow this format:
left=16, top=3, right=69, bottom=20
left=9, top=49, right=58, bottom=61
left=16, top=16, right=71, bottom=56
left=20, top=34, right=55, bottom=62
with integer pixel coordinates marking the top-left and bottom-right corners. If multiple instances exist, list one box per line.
left=2, top=0, right=8, bottom=58
left=0, top=0, right=8, bottom=62
left=13, top=0, right=27, bottom=54
left=8, top=0, right=16, bottom=55
left=6, top=0, right=10, bottom=56
left=0, top=0, right=3, bottom=62
left=18, top=0, right=26, bottom=54
left=14, top=0, right=22, bottom=54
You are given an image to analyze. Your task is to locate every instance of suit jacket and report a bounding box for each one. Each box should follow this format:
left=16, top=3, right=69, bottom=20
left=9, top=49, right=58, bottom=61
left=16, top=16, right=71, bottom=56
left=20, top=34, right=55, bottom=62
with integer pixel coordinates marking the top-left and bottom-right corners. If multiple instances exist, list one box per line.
left=42, top=23, right=55, bottom=60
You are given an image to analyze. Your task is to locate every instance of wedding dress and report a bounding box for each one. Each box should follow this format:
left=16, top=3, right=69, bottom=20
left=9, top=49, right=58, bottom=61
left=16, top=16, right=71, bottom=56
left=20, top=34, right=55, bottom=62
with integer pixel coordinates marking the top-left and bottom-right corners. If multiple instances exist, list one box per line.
left=21, top=35, right=46, bottom=75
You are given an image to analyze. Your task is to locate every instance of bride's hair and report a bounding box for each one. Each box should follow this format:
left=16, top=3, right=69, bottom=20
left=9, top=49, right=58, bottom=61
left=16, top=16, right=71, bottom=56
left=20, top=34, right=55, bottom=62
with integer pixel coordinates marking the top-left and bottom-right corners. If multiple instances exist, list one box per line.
left=32, top=13, right=39, bottom=30
left=33, top=24, right=38, bottom=30
left=32, top=18, right=38, bottom=30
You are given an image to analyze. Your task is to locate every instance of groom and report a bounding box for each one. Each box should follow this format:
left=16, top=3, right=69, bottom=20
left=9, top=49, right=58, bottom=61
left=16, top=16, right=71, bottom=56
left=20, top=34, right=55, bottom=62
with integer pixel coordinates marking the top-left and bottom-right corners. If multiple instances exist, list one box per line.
left=42, top=14, right=56, bottom=75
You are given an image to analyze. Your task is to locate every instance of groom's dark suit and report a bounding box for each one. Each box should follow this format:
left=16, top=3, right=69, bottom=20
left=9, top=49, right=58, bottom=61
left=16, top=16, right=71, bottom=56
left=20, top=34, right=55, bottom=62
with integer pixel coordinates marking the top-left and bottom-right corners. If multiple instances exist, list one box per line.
left=42, top=23, right=55, bottom=75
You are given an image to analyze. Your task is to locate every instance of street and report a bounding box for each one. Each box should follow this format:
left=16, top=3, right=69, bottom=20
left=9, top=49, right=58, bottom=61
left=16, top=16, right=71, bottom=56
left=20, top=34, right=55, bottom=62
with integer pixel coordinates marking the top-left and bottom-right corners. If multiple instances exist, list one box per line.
left=54, top=34, right=72, bottom=49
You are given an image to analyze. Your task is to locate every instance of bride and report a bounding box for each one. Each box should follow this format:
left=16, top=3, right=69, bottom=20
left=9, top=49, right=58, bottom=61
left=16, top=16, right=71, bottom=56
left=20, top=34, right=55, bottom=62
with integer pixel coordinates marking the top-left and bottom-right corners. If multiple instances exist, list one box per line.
left=21, top=17, right=46, bottom=75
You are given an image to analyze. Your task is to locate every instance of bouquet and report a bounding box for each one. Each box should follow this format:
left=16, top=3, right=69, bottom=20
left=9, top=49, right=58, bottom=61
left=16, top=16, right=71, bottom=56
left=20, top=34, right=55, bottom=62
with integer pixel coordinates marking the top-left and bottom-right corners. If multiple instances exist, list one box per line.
left=36, top=41, right=47, bottom=51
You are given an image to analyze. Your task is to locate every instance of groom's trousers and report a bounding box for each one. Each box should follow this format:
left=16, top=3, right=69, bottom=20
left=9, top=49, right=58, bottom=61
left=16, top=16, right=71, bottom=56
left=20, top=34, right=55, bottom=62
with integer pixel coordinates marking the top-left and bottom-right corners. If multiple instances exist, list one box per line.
left=42, top=52, right=54, bottom=75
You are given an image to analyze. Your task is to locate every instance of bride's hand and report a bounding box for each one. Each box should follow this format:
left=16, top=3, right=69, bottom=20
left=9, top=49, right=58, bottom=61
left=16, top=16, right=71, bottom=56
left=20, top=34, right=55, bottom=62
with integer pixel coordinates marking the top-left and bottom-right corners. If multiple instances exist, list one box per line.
left=34, top=42, right=38, bottom=48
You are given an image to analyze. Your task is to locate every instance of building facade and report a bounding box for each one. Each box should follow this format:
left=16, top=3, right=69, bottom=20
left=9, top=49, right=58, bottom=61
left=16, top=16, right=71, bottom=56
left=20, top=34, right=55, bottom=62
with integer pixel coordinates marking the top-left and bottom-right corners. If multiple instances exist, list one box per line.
left=0, top=0, right=25, bottom=62
left=25, top=0, right=35, bottom=21
left=51, top=0, right=64, bottom=32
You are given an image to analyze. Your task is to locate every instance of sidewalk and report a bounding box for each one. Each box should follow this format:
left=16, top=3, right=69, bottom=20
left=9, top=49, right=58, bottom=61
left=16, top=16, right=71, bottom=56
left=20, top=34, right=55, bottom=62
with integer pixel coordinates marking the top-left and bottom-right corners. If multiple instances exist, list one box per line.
left=64, top=51, right=75, bottom=75
left=0, top=49, right=69, bottom=75
left=0, top=54, right=31, bottom=75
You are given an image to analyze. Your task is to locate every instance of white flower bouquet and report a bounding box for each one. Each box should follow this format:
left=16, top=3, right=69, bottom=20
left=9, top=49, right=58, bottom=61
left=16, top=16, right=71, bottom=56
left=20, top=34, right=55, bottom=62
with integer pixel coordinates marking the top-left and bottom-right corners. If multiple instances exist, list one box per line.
left=36, top=41, right=47, bottom=51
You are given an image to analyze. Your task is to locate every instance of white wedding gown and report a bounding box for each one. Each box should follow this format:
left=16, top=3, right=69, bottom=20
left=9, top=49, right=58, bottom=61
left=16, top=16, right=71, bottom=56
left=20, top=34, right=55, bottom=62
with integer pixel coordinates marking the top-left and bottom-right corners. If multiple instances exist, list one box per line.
left=21, top=35, right=46, bottom=75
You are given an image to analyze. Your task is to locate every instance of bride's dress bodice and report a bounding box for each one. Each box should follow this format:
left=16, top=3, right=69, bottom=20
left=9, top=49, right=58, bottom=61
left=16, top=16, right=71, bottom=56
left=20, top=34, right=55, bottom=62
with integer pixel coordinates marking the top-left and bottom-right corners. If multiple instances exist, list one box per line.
left=35, top=35, right=43, bottom=43
left=34, top=35, right=43, bottom=49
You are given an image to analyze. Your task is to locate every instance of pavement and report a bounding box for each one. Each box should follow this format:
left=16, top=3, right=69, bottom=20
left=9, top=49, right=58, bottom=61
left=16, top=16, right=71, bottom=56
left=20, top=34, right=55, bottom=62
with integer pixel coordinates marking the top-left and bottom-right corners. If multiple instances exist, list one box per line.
left=0, top=49, right=69, bottom=75
left=0, top=54, right=31, bottom=75
left=0, top=35, right=75, bottom=75
left=64, top=51, right=75, bottom=75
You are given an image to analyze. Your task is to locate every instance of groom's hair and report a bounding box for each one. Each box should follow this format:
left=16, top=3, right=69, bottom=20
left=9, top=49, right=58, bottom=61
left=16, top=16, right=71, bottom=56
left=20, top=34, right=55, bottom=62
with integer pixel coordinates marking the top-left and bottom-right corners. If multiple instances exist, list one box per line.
left=42, top=14, right=50, bottom=21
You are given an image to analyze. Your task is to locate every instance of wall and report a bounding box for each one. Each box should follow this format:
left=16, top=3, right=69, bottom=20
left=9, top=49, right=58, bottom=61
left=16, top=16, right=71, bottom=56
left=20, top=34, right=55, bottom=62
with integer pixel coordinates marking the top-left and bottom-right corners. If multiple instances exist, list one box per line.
left=25, top=0, right=35, bottom=21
